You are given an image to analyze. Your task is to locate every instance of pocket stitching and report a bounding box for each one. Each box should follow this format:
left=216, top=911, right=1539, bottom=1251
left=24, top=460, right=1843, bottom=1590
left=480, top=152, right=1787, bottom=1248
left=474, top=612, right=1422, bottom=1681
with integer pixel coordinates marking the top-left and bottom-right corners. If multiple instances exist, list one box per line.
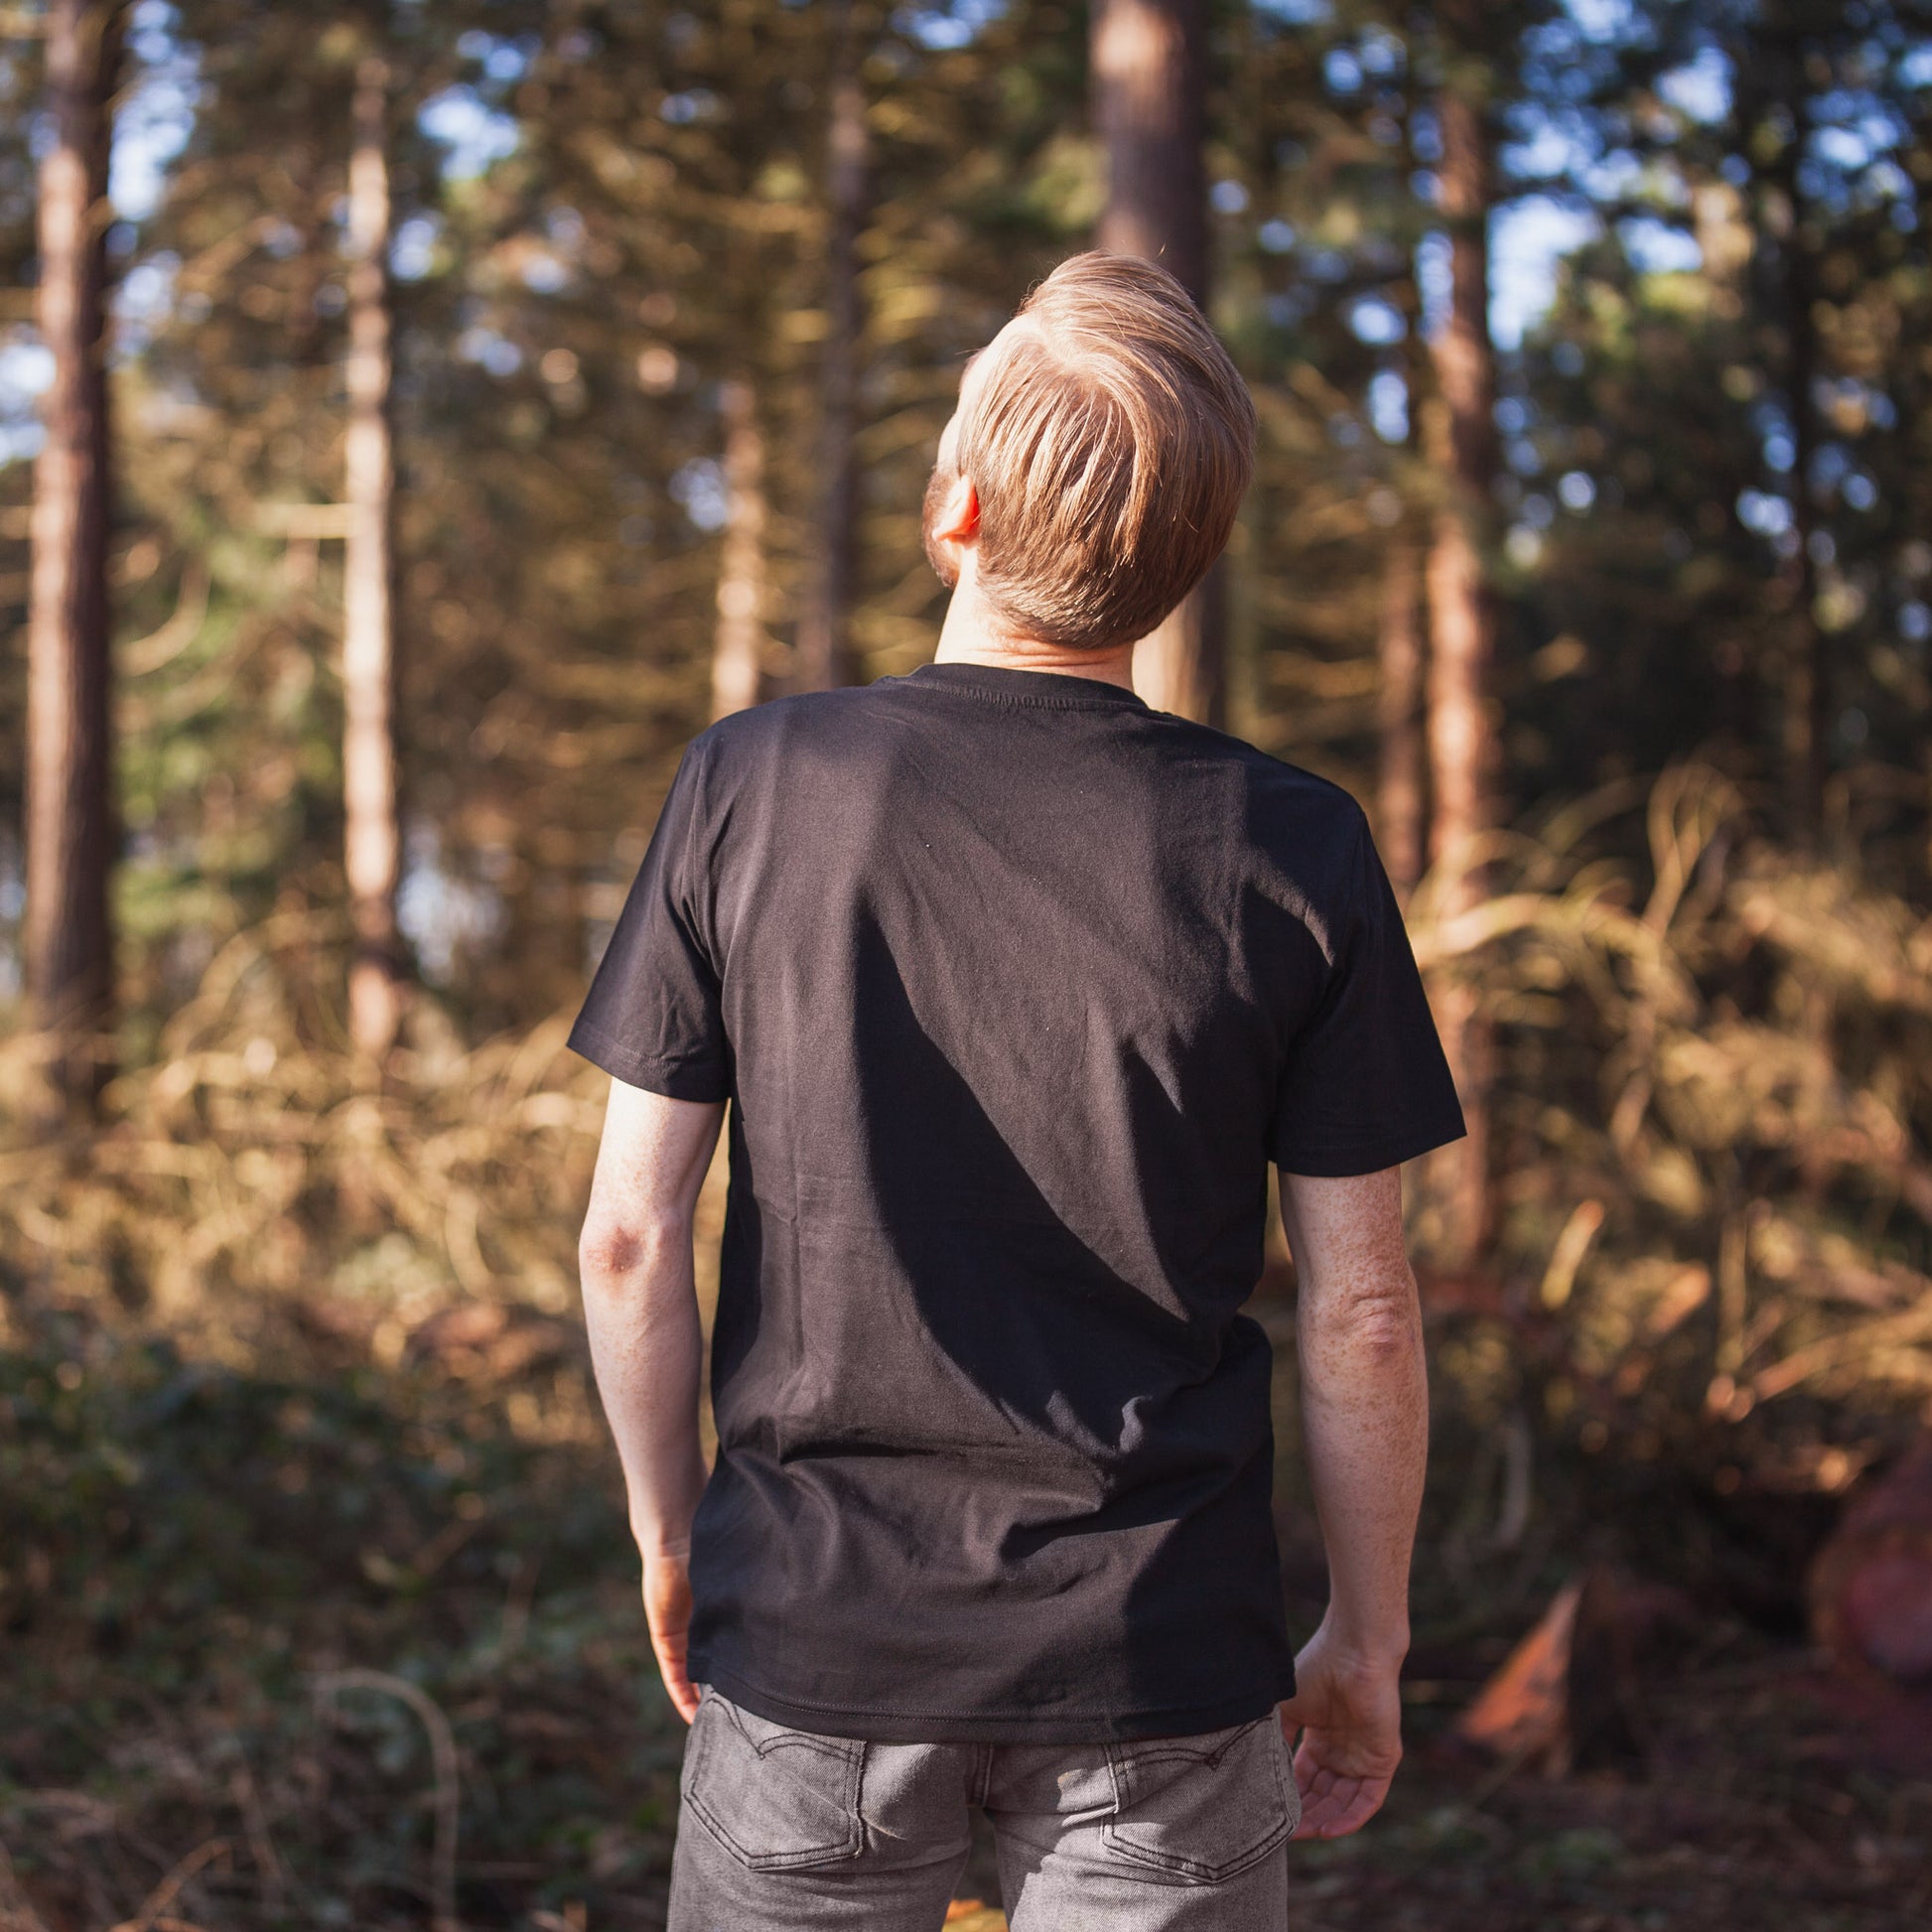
left=1101, top=1720, right=1295, bottom=1884
left=684, top=1700, right=867, bottom=1871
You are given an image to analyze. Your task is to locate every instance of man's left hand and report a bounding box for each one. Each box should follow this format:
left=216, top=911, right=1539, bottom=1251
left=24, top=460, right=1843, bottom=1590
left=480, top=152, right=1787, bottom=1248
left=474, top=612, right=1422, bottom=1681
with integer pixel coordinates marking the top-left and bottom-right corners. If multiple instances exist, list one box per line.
left=640, top=1544, right=699, bottom=1724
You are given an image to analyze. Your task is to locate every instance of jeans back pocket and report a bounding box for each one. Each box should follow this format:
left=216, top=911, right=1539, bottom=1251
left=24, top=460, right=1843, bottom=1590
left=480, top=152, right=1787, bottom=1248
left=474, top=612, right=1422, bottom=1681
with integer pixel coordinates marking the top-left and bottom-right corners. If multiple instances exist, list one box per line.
left=1103, top=1716, right=1298, bottom=1884
left=682, top=1691, right=867, bottom=1871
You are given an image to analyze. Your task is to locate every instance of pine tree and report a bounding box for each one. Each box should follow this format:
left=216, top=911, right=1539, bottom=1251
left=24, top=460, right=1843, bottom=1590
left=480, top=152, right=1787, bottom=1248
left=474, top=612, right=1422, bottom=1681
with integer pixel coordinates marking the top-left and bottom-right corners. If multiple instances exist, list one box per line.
left=25, top=0, right=122, bottom=1106
left=1089, top=0, right=1221, bottom=722
left=343, top=45, right=403, bottom=1059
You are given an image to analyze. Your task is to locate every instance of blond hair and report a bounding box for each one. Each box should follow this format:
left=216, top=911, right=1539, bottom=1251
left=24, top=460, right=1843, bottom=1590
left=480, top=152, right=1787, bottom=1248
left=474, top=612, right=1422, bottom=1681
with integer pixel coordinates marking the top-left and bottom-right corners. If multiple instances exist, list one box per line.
left=953, top=252, right=1256, bottom=651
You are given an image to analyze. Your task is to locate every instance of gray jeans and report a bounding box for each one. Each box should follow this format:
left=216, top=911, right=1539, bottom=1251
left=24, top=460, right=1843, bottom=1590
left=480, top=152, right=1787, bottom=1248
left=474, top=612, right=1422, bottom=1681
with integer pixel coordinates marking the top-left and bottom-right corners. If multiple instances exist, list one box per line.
left=668, top=1688, right=1299, bottom=1931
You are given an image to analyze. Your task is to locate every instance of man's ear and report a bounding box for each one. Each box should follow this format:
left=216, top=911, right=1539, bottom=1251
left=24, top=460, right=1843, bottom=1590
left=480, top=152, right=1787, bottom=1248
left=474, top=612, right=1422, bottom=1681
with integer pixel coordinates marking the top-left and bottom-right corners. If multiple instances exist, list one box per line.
left=930, top=473, right=980, bottom=546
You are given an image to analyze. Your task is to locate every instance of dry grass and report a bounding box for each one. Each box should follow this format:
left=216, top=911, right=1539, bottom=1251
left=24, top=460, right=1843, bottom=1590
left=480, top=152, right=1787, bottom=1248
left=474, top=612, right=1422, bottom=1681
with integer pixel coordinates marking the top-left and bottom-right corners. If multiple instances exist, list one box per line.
left=2, top=764, right=1928, bottom=1927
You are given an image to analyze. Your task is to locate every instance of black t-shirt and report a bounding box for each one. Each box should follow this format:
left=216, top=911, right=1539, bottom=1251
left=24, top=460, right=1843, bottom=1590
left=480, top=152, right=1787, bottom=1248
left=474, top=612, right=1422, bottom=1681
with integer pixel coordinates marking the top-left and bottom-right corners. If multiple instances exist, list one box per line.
left=570, top=662, right=1464, bottom=1744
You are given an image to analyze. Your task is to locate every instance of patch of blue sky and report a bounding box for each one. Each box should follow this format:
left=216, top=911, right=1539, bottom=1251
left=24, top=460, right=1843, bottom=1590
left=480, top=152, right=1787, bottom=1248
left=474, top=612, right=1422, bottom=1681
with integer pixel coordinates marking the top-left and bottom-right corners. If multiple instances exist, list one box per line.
left=1347, top=296, right=1405, bottom=346
left=0, top=338, right=52, bottom=469
left=1358, top=28, right=1404, bottom=76
left=896, top=1, right=1006, bottom=53
left=1367, top=368, right=1408, bottom=445
left=391, top=214, right=442, bottom=283
left=0, top=341, right=55, bottom=402
left=1815, top=124, right=1877, bottom=171
left=1618, top=214, right=1701, bottom=275
left=1564, top=0, right=1641, bottom=45
left=114, top=252, right=180, bottom=357
left=458, top=328, right=523, bottom=378
left=420, top=86, right=520, bottom=182
left=1324, top=48, right=1362, bottom=93
left=111, top=5, right=201, bottom=222
left=1737, top=488, right=1792, bottom=536
left=1254, top=1, right=1333, bottom=25
left=1489, top=196, right=1599, bottom=349
left=1657, top=47, right=1730, bottom=125
left=670, top=457, right=730, bottom=532
left=1416, top=230, right=1452, bottom=342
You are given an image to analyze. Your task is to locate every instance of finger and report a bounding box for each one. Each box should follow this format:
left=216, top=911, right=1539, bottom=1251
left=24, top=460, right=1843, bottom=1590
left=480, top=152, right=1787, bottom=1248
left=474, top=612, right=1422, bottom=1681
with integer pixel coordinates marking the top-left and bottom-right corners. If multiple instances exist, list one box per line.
left=647, top=1624, right=700, bottom=1724
left=1295, top=1774, right=1391, bottom=1841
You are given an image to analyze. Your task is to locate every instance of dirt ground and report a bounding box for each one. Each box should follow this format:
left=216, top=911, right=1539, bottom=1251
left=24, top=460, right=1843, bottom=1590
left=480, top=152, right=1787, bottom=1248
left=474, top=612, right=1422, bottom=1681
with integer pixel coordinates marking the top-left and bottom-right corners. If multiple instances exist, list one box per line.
left=938, top=1652, right=1932, bottom=1932
left=5, top=1314, right=1928, bottom=1930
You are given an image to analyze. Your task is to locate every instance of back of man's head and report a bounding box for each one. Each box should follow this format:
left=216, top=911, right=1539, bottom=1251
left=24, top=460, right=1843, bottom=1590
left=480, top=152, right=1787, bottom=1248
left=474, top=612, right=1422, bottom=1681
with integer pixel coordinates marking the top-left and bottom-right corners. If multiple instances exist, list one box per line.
left=946, top=252, right=1257, bottom=653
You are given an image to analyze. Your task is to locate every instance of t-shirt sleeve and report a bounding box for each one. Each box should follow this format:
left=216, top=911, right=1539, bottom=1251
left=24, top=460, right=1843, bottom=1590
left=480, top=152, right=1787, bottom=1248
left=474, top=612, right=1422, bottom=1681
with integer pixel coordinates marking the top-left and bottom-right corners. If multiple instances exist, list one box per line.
left=1268, top=810, right=1466, bottom=1174
left=568, top=740, right=732, bottom=1101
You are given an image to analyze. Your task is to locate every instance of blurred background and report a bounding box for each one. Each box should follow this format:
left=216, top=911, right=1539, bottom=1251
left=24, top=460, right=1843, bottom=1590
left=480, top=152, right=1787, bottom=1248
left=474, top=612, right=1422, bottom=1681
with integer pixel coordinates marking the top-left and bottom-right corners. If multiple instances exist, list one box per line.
left=3, top=0, right=1931, bottom=1926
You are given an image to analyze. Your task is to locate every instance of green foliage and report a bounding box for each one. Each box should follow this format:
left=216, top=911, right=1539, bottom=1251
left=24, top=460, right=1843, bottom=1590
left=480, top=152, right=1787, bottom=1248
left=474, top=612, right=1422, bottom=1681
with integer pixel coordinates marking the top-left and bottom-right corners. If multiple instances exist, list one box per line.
left=0, top=1304, right=689, bottom=1926
left=3, top=0, right=1932, bottom=1916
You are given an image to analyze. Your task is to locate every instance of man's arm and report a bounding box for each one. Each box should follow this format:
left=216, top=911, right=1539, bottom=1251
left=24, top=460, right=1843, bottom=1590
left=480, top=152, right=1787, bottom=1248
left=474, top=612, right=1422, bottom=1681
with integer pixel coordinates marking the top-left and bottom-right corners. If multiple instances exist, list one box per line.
left=578, top=1077, right=726, bottom=1724
left=1276, top=1165, right=1429, bottom=1840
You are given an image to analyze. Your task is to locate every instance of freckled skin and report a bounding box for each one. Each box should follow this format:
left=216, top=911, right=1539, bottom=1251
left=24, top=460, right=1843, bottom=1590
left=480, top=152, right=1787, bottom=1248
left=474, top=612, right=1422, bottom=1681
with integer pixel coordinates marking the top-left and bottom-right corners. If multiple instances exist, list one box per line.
left=583, top=340, right=1426, bottom=1826
left=583, top=1091, right=1428, bottom=1845
left=1277, top=1166, right=1428, bottom=1841
left=579, top=1080, right=724, bottom=1725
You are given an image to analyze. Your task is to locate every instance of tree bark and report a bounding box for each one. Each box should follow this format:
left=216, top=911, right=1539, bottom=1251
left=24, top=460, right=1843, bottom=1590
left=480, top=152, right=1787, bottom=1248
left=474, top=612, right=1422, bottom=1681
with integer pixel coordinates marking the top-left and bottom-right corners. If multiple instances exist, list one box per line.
left=711, top=377, right=768, bottom=719
left=1376, top=530, right=1427, bottom=898
left=26, top=0, right=123, bottom=1109
left=1763, top=28, right=1825, bottom=838
left=1089, top=0, right=1222, bottom=725
left=343, top=53, right=404, bottom=1059
left=793, top=8, right=868, bottom=693
left=1422, top=73, right=1497, bottom=1268
left=1091, top=0, right=1207, bottom=304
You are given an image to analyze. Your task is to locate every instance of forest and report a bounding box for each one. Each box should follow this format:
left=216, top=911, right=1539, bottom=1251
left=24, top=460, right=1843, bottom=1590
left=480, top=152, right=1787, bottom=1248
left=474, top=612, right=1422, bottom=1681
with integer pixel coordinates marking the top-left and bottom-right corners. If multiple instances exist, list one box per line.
left=2, top=0, right=1931, bottom=1926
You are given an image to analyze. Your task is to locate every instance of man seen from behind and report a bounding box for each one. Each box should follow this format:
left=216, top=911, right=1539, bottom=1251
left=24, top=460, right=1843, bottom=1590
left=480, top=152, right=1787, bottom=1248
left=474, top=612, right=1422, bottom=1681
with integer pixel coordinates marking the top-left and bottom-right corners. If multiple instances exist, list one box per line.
left=572, top=253, right=1466, bottom=1931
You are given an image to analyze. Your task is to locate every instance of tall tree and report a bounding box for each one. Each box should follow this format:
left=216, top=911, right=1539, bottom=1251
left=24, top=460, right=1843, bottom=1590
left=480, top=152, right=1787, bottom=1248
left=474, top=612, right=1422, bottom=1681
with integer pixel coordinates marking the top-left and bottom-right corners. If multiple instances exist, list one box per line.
left=793, top=0, right=870, bottom=693
left=1753, top=10, right=1827, bottom=838
left=26, top=0, right=122, bottom=1106
left=1376, top=521, right=1427, bottom=897
left=711, top=376, right=768, bottom=719
left=1089, top=0, right=1221, bottom=723
left=1421, top=14, right=1499, bottom=1265
left=343, top=46, right=403, bottom=1058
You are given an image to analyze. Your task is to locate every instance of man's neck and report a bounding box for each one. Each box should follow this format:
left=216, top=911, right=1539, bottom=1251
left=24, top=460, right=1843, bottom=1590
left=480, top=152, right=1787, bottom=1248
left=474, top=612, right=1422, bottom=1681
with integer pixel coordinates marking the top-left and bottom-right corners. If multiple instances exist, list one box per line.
left=931, top=568, right=1137, bottom=691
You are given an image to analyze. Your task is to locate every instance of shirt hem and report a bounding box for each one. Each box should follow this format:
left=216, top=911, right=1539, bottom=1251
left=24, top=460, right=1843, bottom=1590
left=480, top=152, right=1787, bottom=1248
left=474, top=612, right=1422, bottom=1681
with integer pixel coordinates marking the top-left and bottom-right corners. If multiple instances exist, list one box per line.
left=692, top=1661, right=1297, bottom=1746
left=566, top=1020, right=731, bottom=1102
left=1272, top=1112, right=1467, bottom=1176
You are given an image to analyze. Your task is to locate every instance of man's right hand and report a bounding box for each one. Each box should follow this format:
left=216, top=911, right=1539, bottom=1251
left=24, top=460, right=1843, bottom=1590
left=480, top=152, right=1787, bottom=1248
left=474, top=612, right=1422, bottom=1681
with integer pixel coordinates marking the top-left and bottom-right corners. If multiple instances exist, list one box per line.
left=640, top=1543, right=701, bottom=1724
left=1278, top=1621, right=1405, bottom=1840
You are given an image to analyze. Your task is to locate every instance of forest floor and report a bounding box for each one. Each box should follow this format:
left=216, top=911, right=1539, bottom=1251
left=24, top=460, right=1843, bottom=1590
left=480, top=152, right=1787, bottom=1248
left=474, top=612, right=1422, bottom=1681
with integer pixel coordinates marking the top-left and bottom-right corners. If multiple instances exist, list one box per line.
left=3, top=1297, right=1928, bottom=1932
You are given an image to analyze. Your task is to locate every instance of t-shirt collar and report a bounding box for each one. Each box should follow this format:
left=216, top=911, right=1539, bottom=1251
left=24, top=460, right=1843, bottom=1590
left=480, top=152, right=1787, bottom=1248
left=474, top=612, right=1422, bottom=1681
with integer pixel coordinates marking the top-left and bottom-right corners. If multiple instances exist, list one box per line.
left=903, top=661, right=1152, bottom=712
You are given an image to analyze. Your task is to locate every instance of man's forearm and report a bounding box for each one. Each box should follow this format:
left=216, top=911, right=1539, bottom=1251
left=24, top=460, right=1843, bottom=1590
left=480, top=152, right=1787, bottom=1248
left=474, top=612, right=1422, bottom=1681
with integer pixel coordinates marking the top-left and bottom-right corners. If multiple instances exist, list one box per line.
left=1283, top=1168, right=1429, bottom=1663
left=577, top=1083, right=725, bottom=1561
left=1298, top=1278, right=1427, bottom=1660
left=580, top=1222, right=709, bottom=1556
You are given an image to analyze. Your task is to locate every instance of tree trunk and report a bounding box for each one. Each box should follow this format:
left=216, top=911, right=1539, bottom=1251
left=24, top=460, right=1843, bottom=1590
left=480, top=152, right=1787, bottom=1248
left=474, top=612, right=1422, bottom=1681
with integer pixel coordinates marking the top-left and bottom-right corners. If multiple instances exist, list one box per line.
left=343, top=53, right=403, bottom=1059
left=1091, top=0, right=1207, bottom=304
left=26, top=0, right=122, bottom=1110
left=1765, top=32, right=1825, bottom=838
left=1422, top=74, right=1497, bottom=1268
left=1090, top=0, right=1222, bottom=725
left=1376, top=530, right=1427, bottom=898
left=794, top=9, right=868, bottom=693
left=711, top=377, right=768, bottom=720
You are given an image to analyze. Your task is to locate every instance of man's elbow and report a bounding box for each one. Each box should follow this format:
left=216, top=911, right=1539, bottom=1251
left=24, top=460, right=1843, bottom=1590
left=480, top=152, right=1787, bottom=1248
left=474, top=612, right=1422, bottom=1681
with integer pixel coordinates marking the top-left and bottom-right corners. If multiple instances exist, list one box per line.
left=1308, top=1269, right=1423, bottom=1358
left=579, top=1207, right=689, bottom=1287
